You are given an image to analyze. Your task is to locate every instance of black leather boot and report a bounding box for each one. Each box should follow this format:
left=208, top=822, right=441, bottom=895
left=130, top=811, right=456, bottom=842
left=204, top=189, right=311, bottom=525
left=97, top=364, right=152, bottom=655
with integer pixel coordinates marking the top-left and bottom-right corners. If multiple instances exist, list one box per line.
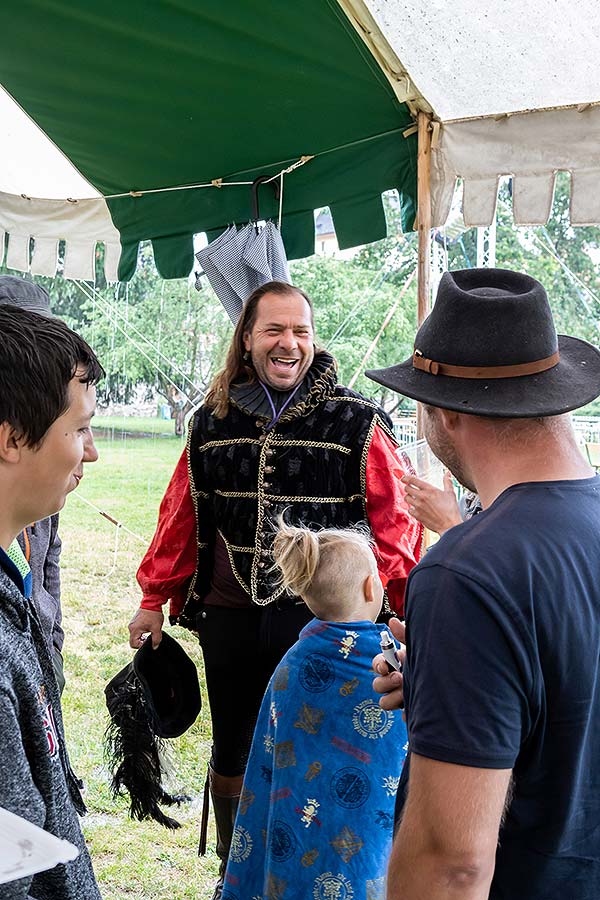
left=199, top=767, right=243, bottom=900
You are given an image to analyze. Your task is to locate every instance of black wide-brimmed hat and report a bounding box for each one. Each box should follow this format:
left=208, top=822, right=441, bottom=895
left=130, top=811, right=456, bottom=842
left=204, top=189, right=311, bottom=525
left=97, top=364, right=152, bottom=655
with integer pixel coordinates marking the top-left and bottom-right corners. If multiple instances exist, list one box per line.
left=366, top=268, right=600, bottom=418
left=104, top=632, right=201, bottom=828
left=133, top=631, right=201, bottom=738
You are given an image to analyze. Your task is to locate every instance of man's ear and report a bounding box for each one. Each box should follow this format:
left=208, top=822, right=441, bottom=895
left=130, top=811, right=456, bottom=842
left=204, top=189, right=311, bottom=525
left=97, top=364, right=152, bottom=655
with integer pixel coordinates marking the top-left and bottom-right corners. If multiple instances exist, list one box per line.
left=438, top=408, right=460, bottom=432
left=243, top=331, right=251, bottom=353
left=0, top=422, right=24, bottom=463
left=363, top=573, right=376, bottom=604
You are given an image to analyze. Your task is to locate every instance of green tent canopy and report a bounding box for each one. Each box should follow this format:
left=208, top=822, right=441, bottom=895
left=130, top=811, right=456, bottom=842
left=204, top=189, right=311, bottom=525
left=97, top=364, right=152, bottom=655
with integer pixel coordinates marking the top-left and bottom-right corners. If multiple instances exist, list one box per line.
left=0, top=0, right=419, bottom=281
left=3, top=1, right=600, bottom=285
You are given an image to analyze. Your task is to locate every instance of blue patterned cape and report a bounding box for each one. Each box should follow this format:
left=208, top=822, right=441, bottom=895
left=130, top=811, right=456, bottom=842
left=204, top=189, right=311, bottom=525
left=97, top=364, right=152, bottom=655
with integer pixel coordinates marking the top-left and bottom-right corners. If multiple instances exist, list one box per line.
left=223, top=618, right=408, bottom=900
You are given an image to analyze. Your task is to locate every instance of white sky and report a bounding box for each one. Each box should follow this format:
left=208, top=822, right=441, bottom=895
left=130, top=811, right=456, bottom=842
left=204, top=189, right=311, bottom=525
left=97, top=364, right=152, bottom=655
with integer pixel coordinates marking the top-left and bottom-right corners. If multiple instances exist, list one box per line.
left=0, top=85, right=98, bottom=199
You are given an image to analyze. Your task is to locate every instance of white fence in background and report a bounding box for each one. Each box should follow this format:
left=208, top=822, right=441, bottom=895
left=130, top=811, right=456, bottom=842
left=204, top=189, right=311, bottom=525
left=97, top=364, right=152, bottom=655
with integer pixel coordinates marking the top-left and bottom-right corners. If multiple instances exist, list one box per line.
left=394, top=417, right=418, bottom=447
left=394, top=415, right=600, bottom=452
left=574, top=416, right=600, bottom=444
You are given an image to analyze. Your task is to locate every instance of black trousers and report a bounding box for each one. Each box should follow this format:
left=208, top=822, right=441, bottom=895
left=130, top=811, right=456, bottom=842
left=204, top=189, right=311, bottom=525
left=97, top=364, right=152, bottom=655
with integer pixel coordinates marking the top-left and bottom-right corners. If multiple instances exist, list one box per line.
left=197, top=602, right=312, bottom=776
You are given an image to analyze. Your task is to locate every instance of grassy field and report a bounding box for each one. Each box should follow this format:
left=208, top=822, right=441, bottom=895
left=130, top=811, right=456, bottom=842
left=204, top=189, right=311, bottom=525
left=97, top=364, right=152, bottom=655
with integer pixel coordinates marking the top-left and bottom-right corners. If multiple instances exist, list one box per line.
left=93, top=414, right=178, bottom=436
left=58, top=434, right=220, bottom=899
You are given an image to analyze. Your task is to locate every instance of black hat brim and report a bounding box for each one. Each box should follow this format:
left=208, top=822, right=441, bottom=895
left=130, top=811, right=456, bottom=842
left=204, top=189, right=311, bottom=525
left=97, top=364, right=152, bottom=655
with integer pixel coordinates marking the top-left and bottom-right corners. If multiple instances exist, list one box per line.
left=366, top=335, right=600, bottom=418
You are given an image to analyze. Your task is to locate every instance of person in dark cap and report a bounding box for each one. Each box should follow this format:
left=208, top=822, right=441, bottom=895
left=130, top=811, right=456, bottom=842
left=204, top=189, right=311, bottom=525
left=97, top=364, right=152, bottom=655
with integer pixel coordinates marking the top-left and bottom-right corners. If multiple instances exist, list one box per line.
left=0, top=302, right=103, bottom=898
left=0, top=275, right=66, bottom=692
left=0, top=273, right=53, bottom=313
left=369, top=268, right=600, bottom=900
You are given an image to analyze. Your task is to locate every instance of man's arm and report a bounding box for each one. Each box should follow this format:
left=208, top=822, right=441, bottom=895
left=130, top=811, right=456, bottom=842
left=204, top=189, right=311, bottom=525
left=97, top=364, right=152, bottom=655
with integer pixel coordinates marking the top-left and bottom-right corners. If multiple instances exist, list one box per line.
left=129, top=448, right=197, bottom=649
left=43, top=515, right=63, bottom=651
left=388, top=754, right=511, bottom=900
left=365, top=424, right=423, bottom=615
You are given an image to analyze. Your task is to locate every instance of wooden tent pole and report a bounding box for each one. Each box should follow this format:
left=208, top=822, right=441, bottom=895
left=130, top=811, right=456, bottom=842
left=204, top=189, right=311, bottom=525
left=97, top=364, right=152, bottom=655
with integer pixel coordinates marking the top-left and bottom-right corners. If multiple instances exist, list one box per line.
left=416, top=110, right=432, bottom=438
left=417, top=111, right=432, bottom=325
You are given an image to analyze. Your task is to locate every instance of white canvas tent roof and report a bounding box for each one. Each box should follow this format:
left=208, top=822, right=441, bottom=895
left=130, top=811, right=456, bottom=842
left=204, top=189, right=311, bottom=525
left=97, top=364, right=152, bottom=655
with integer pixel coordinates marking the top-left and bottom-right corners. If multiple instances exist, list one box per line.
left=343, top=0, right=600, bottom=228
left=353, top=0, right=600, bottom=120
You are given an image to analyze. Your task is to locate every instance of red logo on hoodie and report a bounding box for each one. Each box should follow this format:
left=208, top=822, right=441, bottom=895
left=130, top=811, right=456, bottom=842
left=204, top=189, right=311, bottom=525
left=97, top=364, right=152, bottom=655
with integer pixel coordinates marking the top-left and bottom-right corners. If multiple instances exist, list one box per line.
left=38, top=685, right=59, bottom=758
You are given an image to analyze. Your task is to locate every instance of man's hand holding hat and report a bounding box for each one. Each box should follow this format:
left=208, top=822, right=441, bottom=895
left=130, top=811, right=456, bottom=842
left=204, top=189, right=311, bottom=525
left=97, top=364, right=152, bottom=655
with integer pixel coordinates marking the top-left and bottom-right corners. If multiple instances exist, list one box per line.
left=128, top=607, right=164, bottom=650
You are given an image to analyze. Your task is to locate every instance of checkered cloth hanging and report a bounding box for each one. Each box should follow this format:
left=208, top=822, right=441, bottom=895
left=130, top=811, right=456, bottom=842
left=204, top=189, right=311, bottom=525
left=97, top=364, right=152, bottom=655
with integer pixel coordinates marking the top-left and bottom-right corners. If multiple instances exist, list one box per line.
left=195, top=222, right=290, bottom=324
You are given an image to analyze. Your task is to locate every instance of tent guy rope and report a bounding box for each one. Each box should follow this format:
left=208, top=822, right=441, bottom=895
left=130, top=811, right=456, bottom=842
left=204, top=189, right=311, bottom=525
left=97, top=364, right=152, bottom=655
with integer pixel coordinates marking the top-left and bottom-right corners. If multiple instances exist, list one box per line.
left=25, top=153, right=317, bottom=204
left=74, top=282, right=203, bottom=404
left=348, top=268, right=416, bottom=389
left=15, top=120, right=410, bottom=205
left=71, top=493, right=147, bottom=541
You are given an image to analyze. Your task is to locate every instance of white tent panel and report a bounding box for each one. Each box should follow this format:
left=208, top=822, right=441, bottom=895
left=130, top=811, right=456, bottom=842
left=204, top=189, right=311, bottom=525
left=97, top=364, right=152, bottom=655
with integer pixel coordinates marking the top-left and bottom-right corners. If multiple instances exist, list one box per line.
left=359, top=0, right=600, bottom=121
left=430, top=105, right=600, bottom=227
left=0, top=87, right=121, bottom=281
left=0, top=190, right=121, bottom=281
left=0, top=86, right=99, bottom=200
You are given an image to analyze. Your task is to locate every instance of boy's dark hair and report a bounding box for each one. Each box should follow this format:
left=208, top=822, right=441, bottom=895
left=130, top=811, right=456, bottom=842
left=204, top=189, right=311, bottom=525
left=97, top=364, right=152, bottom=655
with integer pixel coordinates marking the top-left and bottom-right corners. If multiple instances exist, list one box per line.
left=0, top=304, right=104, bottom=447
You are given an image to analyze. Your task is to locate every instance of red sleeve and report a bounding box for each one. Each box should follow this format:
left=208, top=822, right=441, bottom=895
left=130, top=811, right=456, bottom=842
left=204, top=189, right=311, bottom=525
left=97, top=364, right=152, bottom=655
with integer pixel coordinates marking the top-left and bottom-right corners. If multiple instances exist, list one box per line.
left=136, top=448, right=198, bottom=616
left=366, top=423, right=423, bottom=617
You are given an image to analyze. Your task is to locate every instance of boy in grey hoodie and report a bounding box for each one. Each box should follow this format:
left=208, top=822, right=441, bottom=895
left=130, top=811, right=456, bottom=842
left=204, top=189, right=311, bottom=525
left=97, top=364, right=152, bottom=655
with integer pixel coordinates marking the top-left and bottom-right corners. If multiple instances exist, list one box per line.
left=0, top=302, right=103, bottom=900
left=0, top=276, right=67, bottom=692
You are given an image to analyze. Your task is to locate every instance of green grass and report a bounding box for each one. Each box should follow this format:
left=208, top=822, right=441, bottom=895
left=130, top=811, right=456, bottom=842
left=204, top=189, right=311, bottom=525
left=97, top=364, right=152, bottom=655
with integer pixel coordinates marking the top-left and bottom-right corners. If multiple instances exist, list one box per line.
left=93, top=414, right=181, bottom=436
left=58, top=437, right=220, bottom=899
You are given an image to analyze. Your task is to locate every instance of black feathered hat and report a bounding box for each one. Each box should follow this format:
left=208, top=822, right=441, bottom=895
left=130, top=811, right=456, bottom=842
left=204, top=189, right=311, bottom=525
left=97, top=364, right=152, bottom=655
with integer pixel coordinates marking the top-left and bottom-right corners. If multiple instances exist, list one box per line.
left=366, top=268, right=600, bottom=418
left=104, top=632, right=201, bottom=828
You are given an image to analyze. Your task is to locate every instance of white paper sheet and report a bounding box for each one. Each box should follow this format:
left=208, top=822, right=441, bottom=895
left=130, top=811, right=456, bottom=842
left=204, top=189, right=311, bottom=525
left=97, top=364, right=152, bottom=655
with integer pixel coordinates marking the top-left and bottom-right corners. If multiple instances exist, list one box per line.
left=0, top=807, right=78, bottom=885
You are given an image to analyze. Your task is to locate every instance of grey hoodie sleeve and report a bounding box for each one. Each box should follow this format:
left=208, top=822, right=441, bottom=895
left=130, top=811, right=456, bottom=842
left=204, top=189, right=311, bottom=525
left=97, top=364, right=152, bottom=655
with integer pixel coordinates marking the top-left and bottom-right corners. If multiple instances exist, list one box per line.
left=44, top=515, right=63, bottom=651
left=0, top=688, right=47, bottom=900
left=44, top=516, right=62, bottom=606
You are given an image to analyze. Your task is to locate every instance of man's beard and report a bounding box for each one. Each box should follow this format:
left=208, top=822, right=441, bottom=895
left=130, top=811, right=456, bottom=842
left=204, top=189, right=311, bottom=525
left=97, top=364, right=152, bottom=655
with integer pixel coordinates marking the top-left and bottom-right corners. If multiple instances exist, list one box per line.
left=423, top=408, right=477, bottom=494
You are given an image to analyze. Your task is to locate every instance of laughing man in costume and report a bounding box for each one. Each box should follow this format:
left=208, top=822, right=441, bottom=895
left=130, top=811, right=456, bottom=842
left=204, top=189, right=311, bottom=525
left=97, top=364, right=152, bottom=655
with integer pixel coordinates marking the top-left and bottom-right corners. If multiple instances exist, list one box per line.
left=128, top=280, right=422, bottom=898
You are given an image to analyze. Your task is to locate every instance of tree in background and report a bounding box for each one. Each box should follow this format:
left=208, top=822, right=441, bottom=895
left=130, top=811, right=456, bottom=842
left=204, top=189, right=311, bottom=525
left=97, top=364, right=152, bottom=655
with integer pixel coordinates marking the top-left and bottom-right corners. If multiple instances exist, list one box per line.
left=352, top=193, right=418, bottom=289
left=290, top=253, right=417, bottom=410
left=22, top=245, right=232, bottom=418
left=292, top=194, right=419, bottom=410
left=77, top=248, right=232, bottom=415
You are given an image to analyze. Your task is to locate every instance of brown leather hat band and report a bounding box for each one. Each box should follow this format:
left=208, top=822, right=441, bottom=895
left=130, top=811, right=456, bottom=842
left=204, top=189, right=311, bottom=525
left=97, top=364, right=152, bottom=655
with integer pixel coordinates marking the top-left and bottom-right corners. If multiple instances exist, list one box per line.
left=412, top=350, right=560, bottom=379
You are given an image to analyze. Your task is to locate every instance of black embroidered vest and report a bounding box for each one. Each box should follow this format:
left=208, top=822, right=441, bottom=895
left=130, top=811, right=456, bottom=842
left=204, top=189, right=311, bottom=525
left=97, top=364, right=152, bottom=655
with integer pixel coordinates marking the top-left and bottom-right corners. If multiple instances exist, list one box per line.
left=177, top=358, right=394, bottom=627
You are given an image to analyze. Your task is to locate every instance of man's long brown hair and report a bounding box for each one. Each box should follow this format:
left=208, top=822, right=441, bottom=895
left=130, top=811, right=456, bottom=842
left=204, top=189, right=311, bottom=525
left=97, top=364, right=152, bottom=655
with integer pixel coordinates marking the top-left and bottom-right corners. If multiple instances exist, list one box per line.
left=204, top=281, right=316, bottom=418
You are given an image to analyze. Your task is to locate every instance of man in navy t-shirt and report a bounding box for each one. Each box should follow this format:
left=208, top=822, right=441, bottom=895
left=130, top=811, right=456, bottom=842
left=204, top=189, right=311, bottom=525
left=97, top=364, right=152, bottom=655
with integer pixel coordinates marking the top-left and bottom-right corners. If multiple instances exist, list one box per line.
left=366, top=268, right=600, bottom=900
